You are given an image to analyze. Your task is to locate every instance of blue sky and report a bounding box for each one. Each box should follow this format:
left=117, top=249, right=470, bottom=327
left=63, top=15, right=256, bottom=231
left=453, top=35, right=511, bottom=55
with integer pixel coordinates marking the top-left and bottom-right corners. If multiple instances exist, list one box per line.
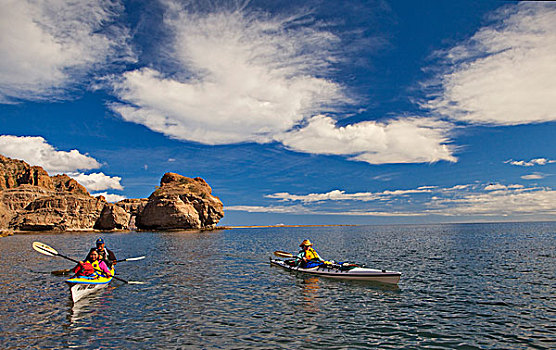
left=1, top=0, right=555, bottom=225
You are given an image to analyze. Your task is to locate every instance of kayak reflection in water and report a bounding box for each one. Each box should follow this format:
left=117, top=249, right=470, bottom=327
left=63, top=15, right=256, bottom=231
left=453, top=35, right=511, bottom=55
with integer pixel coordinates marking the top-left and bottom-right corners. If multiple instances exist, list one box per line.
left=296, top=239, right=325, bottom=268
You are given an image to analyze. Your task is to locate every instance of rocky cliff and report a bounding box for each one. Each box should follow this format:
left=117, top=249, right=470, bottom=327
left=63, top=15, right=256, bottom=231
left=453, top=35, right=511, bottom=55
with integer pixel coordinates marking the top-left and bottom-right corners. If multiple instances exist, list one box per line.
left=136, top=173, right=224, bottom=230
left=0, top=154, right=224, bottom=232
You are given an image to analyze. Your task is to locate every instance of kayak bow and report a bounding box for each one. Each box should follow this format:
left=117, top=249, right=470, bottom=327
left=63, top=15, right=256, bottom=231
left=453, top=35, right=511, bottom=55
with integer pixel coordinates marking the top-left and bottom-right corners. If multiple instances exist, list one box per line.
left=66, top=267, right=115, bottom=303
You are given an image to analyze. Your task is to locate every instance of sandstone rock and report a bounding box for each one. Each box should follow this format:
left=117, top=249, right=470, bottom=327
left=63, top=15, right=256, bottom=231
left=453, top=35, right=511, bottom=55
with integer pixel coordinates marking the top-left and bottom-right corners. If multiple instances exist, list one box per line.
left=52, top=174, right=89, bottom=195
left=136, top=173, right=224, bottom=230
left=0, top=155, right=53, bottom=190
left=117, top=198, right=148, bottom=216
left=0, top=154, right=225, bottom=233
left=94, top=203, right=131, bottom=230
left=0, top=228, right=14, bottom=237
left=10, top=194, right=106, bottom=231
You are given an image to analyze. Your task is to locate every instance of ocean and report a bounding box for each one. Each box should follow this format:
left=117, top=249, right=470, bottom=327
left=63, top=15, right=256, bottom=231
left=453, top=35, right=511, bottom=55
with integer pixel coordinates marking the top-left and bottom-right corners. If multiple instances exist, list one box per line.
left=0, top=222, right=554, bottom=349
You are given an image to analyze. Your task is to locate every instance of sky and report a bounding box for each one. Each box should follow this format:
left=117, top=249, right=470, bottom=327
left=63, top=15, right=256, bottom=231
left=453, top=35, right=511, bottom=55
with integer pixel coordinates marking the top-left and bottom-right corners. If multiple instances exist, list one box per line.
left=1, top=0, right=555, bottom=226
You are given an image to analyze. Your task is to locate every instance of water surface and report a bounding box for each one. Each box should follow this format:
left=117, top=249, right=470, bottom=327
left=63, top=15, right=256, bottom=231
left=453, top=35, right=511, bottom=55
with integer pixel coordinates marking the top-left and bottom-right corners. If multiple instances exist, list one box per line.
left=0, top=222, right=554, bottom=349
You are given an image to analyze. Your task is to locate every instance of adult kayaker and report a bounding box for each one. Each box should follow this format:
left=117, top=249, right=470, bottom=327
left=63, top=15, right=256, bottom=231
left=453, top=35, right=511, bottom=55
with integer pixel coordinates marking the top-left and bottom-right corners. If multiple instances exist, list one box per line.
left=296, top=239, right=324, bottom=268
left=95, top=237, right=117, bottom=268
left=73, top=249, right=111, bottom=277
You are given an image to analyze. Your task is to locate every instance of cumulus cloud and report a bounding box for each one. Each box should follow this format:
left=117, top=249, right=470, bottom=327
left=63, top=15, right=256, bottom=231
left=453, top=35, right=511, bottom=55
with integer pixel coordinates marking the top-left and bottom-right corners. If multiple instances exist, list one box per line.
left=277, top=115, right=457, bottom=164
left=425, top=3, right=556, bottom=125
left=506, top=158, right=555, bottom=167
left=68, top=172, right=124, bottom=192
left=110, top=5, right=346, bottom=145
left=0, top=135, right=100, bottom=174
left=0, top=0, right=131, bottom=102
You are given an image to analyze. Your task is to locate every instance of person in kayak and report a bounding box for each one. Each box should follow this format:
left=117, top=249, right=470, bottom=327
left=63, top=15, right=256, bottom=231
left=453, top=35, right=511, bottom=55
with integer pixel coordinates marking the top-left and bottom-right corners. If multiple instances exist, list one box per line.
left=73, top=249, right=111, bottom=277
left=296, top=239, right=324, bottom=268
left=95, top=237, right=117, bottom=268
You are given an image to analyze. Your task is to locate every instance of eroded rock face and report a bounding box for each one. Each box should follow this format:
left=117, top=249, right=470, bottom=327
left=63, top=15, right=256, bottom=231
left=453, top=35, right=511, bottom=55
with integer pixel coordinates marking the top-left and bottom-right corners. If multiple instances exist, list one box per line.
left=136, top=173, right=224, bottom=230
left=0, top=155, right=53, bottom=190
left=95, top=203, right=131, bottom=230
left=0, top=155, right=224, bottom=232
left=10, top=194, right=106, bottom=231
left=0, top=155, right=105, bottom=231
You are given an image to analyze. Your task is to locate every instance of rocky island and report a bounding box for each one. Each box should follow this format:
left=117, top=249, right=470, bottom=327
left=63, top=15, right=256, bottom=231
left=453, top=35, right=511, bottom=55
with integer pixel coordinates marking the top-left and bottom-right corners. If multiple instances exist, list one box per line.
left=0, top=154, right=224, bottom=236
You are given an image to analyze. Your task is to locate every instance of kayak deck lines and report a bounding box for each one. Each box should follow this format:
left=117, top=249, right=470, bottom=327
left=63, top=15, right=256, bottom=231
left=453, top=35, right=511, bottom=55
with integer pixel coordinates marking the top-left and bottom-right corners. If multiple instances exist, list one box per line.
left=270, top=258, right=401, bottom=284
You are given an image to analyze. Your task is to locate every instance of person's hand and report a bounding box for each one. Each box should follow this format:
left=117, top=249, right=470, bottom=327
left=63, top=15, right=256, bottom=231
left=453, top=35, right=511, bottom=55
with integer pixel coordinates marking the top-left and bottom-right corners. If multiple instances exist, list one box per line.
left=113, top=261, right=117, bottom=265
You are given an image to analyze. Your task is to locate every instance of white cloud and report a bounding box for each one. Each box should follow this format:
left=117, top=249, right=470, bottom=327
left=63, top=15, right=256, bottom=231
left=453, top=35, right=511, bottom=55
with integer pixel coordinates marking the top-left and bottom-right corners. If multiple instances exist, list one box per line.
left=266, top=186, right=436, bottom=204
left=110, top=5, right=347, bottom=145
left=108, top=3, right=461, bottom=165
left=92, top=192, right=126, bottom=203
left=266, top=190, right=379, bottom=203
left=68, top=172, right=123, bottom=192
left=0, top=0, right=131, bottom=102
left=0, top=135, right=100, bottom=174
left=507, top=158, right=555, bottom=167
left=521, top=173, right=546, bottom=180
left=277, top=115, right=457, bottom=164
left=232, top=182, right=556, bottom=219
left=425, top=3, right=556, bottom=125
left=226, top=205, right=309, bottom=214
left=429, top=186, right=556, bottom=216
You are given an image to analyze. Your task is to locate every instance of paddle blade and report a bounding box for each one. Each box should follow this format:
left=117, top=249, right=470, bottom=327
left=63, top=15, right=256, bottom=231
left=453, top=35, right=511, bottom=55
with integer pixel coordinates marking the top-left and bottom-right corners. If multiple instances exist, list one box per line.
left=51, top=269, right=71, bottom=276
left=274, top=250, right=294, bottom=258
left=33, top=242, right=58, bottom=257
left=122, top=256, right=145, bottom=262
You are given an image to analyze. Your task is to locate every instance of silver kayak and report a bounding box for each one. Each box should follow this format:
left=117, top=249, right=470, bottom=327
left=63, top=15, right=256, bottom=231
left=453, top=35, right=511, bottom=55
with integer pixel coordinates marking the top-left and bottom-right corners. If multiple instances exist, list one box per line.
left=270, top=258, right=401, bottom=284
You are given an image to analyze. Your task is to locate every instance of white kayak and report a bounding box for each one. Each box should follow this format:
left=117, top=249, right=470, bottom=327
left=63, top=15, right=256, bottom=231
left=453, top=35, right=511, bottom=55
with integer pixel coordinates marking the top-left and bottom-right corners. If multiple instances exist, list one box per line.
left=65, top=268, right=114, bottom=303
left=270, top=258, right=401, bottom=284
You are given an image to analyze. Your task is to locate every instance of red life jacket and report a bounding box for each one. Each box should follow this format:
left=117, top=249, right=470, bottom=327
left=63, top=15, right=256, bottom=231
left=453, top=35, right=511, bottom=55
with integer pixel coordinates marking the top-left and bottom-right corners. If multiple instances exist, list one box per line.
left=74, top=261, right=95, bottom=276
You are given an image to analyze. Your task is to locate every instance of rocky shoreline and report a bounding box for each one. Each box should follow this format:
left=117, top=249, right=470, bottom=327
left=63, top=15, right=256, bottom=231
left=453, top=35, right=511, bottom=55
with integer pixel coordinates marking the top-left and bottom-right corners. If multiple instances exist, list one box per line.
left=0, top=155, right=224, bottom=234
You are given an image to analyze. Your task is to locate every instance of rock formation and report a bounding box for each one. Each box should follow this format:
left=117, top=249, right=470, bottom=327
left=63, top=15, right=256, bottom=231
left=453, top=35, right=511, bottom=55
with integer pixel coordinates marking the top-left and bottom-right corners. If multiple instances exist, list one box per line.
left=135, top=173, right=224, bottom=230
left=0, top=154, right=224, bottom=233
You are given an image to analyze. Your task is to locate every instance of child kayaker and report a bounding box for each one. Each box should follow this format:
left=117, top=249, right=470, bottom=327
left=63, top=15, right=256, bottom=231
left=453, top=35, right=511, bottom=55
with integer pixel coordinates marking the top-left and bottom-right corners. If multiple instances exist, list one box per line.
left=73, top=248, right=111, bottom=277
left=296, top=239, right=324, bottom=268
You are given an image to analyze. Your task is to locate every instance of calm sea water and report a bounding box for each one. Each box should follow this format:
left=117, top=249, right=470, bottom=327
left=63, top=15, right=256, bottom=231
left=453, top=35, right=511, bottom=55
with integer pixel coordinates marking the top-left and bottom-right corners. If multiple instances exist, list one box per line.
left=0, top=222, right=554, bottom=349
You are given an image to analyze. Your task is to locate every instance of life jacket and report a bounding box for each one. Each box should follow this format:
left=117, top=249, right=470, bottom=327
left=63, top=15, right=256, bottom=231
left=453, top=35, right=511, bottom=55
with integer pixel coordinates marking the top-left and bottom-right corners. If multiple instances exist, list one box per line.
left=304, top=247, right=320, bottom=261
left=74, top=261, right=95, bottom=276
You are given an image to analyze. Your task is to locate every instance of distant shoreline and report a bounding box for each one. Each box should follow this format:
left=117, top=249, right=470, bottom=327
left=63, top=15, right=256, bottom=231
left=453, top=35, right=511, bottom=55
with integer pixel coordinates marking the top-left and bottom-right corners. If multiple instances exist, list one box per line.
left=219, top=224, right=358, bottom=229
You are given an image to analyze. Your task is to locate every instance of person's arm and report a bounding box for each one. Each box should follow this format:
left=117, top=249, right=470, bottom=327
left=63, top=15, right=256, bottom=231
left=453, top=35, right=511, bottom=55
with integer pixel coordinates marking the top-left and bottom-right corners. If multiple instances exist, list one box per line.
left=108, top=249, right=117, bottom=265
left=315, top=250, right=324, bottom=262
left=99, top=261, right=111, bottom=276
left=72, top=262, right=83, bottom=274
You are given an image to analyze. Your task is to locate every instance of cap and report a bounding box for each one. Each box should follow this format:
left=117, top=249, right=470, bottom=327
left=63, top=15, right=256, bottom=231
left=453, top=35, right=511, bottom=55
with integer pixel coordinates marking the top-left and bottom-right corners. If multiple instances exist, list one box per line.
left=96, top=237, right=105, bottom=245
left=299, top=239, right=312, bottom=247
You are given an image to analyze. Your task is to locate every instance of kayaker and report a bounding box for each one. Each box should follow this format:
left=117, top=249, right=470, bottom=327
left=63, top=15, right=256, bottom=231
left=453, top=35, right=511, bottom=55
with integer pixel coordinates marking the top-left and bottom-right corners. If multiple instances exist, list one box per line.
left=73, top=249, right=111, bottom=277
left=296, top=239, right=324, bottom=268
left=95, top=237, right=117, bottom=268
